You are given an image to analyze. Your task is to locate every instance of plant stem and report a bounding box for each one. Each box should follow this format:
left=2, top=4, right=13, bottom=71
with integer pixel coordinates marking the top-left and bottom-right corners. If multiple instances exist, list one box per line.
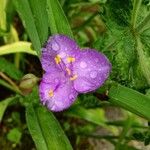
left=0, top=72, right=22, bottom=94
left=131, top=0, right=142, bottom=29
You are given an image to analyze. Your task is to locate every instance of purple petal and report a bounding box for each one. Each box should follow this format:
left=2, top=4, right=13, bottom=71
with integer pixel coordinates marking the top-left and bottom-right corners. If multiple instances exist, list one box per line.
left=72, top=49, right=111, bottom=93
left=39, top=70, right=78, bottom=112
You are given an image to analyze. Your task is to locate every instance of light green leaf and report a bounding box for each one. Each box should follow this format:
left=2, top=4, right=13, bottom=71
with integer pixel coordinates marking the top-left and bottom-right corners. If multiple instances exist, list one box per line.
left=66, top=105, right=106, bottom=126
left=108, top=84, right=150, bottom=120
left=26, top=104, right=73, bottom=150
left=47, top=0, right=73, bottom=38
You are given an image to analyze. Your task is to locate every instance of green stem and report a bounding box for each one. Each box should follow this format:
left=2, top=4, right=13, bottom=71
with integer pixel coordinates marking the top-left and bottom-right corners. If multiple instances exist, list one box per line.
left=131, top=0, right=142, bottom=29
left=0, top=79, right=18, bottom=93
left=0, top=72, right=22, bottom=95
left=0, top=41, right=37, bottom=56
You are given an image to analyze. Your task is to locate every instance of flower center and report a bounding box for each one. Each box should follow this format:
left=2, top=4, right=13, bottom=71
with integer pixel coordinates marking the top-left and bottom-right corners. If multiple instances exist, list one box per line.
left=67, top=57, right=75, bottom=63
left=54, top=55, right=61, bottom=64
left=48, top=89, right=54, bottom=97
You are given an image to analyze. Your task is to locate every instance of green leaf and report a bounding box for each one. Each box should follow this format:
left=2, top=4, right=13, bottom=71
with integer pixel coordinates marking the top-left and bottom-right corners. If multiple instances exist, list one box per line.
left=7, top=128, right=22, bottom=144
left=13, top=0, right=42, bottom=55
left=66, top=105, right=106, bottom=126
left=47, top=0, right=73, bottom=38
left=0, top=57, right=23, bottom=80
left=26, top=104, right=73, bottom=150
left=108, top=84, right=150, bottom=120
left=0, top=96, right=18, bottom=122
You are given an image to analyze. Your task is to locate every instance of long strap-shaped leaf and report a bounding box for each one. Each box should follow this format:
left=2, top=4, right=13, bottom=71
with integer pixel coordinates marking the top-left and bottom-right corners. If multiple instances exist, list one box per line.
left=26, top=104, right=73, bottom=150
left=47, top=0, right=73, bottom=38
left=108, top=84, right=150, bottom=120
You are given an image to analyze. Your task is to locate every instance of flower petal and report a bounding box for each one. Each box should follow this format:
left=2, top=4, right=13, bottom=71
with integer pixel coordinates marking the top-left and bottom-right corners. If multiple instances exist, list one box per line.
left=72, top=49, right=111, bottom=93
left=39, top=70, right=78, bottom=112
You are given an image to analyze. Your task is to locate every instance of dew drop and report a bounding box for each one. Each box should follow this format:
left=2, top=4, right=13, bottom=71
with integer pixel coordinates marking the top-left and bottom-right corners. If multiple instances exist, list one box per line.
left=55, top=78, right=59, bottom=84
left=52, top=42, right=60, bottom=51
left=90, top=71, right=97, bottom=78
left=80, top=61, right=87, bottom=68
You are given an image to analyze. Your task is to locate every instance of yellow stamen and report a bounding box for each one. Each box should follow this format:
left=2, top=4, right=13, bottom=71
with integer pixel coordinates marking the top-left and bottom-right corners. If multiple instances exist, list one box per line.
left=67, top=57, right=75, bottom=63
left=55, top=55, right=61, bottom=64
left=49, top=89, right=54, bottom=97
left=70, top=74, right=78, bottom=81
left=66, top=68, right=71, bottom=75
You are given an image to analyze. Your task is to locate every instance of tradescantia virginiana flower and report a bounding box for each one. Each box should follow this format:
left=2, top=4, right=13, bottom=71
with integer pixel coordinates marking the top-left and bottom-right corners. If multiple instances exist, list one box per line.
left=39, top=35, right=111, bottom=112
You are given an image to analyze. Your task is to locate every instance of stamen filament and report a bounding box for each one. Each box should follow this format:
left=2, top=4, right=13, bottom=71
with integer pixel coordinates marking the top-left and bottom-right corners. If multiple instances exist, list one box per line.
left=70, top=74, right=78, bottom=81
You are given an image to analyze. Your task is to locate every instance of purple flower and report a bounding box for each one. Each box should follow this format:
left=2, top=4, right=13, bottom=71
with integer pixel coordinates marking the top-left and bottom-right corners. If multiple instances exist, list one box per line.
left=39, top=35, right=111, bottom=112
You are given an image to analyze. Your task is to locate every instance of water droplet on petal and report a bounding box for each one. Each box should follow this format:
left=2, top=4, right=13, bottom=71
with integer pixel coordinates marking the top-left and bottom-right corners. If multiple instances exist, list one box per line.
left=52, top=42, right=60, bottom=51
left=80, top=61, right=87, bottom=68
left=55, top=79, right=59, bottom=84
left=90, top=71, right=97, bottom=78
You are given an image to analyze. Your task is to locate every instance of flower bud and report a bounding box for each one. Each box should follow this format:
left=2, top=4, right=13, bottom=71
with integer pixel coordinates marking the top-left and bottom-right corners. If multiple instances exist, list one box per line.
left=19, top=74, right=39, bottom=91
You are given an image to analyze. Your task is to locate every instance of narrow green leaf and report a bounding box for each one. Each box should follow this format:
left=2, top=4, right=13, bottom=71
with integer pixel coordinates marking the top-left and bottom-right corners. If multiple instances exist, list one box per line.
left=13, top=0, right=41, bottom=55
left=66, top=105, right=106, bottom=126
left=28, top=0, right=48, bottom=44
left=47, top=0, right=73, bottom=38
left=0, top=96, right=18, bottom=122
left=108, top=84, right=150, bottom=120
left=0, top=57, right=23, bottom=80
left=26, top=104, right=73, bottom=150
